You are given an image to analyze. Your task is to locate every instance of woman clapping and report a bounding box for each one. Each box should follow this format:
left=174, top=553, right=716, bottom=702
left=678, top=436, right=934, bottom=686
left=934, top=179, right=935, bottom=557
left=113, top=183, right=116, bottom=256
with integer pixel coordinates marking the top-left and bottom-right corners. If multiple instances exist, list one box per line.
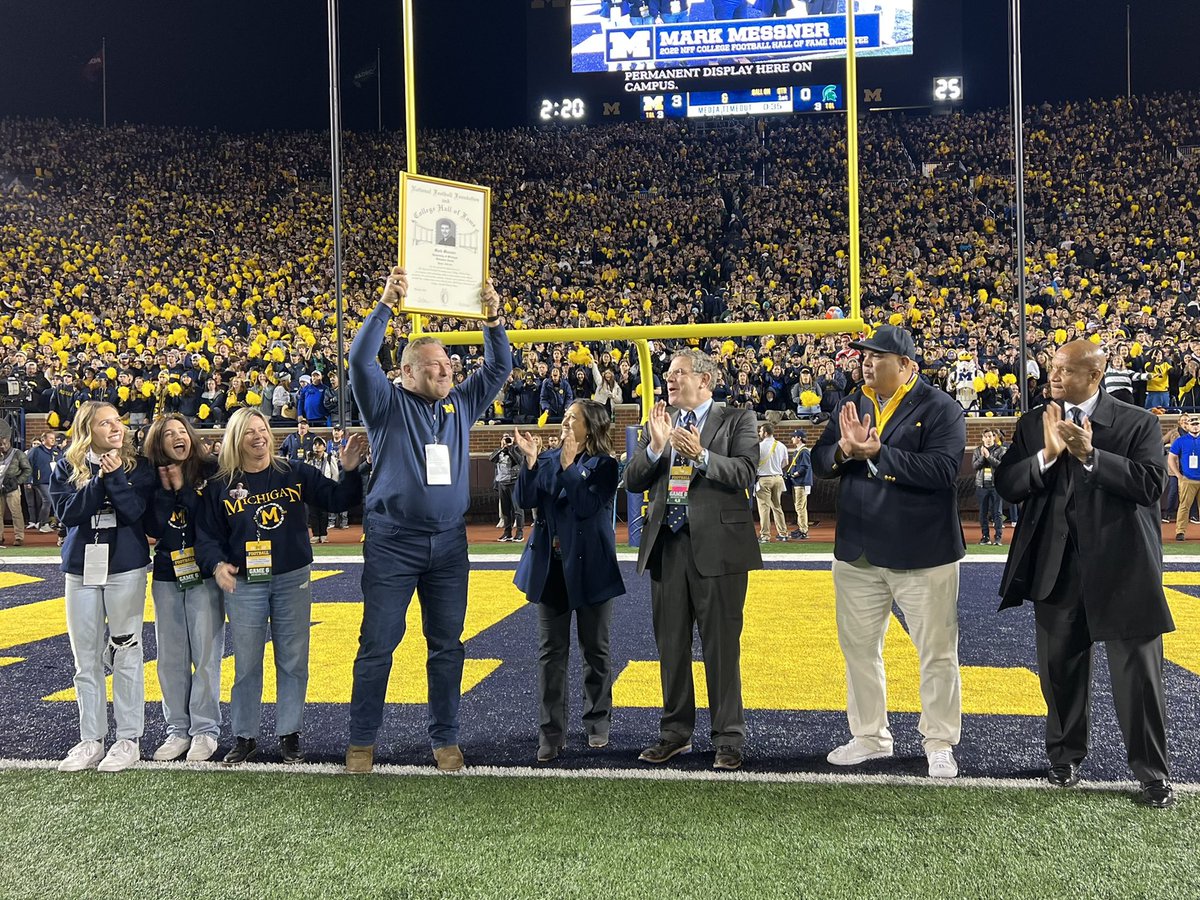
left=50, top=401, right=156, bottom=773
left=143, top=414, right=223, bottom=763
left=513, top=399, right=625, bottom=763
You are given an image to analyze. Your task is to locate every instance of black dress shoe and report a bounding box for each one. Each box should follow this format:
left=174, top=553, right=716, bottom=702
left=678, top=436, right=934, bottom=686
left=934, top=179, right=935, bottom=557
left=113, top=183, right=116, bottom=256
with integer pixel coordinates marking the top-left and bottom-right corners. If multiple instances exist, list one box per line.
left=279, top=733, right=304, bottom=764
left=223, top=737, right=258, bottom=765
left=1135, top=780, right=1176, bottom=809
left=713, top=745, right=743, bottom=771
left=638, top=739, right=692, bottom=764
left=1047, top=763, right=1081, bottom=787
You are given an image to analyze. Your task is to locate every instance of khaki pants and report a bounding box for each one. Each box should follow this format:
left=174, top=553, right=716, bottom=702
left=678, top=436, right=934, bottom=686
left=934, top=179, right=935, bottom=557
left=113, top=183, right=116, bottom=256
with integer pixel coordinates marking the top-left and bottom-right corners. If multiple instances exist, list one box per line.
left=755, top=475, right=786, bottom=538
left=2, top=489, right=23, bottom=544
left=1178, top=476, right=1200, bottom=536
left=792, top=486, right=809, bottom=534
left=830, top=557, right=962, bottom=752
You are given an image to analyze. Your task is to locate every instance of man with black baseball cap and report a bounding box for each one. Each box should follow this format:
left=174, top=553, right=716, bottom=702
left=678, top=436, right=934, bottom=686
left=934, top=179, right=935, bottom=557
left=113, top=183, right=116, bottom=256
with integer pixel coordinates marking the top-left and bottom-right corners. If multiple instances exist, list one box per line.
left=813, top=324, right=967, bottom=779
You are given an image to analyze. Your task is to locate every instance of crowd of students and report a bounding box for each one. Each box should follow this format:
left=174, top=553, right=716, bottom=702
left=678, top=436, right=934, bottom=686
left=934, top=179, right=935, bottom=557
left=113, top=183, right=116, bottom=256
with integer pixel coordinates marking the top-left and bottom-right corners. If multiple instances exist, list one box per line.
left=2, top=92, right=1199, bottom=441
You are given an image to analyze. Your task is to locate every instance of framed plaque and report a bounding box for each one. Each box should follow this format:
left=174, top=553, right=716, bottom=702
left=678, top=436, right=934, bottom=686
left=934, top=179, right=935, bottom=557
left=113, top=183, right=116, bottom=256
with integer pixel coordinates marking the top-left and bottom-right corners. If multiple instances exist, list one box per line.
left=397, top=172, right=491, bottom=320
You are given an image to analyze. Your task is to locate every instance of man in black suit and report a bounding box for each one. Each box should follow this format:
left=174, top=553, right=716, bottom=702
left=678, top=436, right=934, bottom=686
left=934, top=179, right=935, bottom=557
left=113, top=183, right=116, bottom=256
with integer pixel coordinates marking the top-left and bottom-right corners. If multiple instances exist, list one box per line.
left=624, top=349, right=762, bottom=771
left=813, top=325, right=966, bottom=779
left=996, top=340, right=1175, bottom=808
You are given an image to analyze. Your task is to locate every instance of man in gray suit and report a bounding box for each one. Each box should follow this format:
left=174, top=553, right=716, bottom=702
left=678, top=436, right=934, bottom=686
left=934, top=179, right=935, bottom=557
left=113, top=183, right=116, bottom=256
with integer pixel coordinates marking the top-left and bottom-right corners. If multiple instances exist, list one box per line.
left=624, top=349, right=762, bottom=770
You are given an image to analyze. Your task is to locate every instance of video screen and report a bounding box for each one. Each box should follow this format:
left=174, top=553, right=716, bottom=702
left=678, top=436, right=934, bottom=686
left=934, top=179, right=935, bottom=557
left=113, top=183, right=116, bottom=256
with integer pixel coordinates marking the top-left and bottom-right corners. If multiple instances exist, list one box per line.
left=570, top=1, right=914, bottom=73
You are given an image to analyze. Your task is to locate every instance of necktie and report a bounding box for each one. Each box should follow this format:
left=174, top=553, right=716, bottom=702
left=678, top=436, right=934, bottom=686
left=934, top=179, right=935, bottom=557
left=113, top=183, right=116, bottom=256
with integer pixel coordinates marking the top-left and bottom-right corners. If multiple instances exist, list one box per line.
left=1070, top=407, right=1083, bottom=426
left=666, top=410, right=696, bottom=533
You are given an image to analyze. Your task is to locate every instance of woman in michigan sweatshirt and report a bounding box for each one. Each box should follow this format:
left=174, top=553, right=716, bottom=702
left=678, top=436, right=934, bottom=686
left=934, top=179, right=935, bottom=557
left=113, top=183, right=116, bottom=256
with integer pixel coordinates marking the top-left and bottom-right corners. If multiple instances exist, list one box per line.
left=196, top=406, right=366, bottom=765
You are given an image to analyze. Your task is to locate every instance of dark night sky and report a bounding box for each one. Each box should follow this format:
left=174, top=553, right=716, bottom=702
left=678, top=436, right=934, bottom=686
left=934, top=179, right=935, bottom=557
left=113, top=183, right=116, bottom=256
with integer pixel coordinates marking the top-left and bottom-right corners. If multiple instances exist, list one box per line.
left=0, top=0, right=1197, bottom=131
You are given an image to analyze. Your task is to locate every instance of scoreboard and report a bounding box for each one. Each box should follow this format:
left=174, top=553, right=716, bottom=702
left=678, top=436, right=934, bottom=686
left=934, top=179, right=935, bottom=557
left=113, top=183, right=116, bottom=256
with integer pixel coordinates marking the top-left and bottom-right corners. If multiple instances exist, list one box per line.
left=527, top=0, right=963, bottom=124
left=641, top=84, right=843, bottom=118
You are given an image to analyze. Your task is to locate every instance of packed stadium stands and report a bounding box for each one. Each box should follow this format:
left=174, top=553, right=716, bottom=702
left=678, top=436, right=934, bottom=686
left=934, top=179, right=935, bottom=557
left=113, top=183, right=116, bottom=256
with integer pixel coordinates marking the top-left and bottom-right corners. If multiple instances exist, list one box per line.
left=1, top=91, right=1198, bottom=426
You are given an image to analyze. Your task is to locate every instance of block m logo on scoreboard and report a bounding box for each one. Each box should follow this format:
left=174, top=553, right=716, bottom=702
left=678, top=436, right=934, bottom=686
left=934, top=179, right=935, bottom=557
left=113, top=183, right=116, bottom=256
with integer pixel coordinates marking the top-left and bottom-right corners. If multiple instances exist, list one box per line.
left=606, top=28, right=653, bottom=63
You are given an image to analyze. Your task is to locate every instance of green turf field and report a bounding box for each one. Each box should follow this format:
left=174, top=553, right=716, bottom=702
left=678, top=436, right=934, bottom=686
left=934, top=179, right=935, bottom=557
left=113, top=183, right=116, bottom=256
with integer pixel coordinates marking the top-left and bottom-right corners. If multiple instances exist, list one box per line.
left=1, top=769, right=1195, bottom=899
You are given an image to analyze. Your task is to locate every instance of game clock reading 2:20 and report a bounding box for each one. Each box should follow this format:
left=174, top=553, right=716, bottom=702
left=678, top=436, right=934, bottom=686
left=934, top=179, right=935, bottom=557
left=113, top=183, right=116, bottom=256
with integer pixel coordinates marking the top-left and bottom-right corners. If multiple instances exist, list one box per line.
left=539, top=97, right=587, bottom=121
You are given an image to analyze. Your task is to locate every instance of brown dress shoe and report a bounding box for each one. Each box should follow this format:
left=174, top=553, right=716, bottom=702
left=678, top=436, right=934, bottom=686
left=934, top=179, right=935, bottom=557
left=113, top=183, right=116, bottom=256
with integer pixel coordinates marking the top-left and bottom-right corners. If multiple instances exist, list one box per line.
left=433, top=744, right=464, bottom=772
left=345, top=744, right=375, bottom=774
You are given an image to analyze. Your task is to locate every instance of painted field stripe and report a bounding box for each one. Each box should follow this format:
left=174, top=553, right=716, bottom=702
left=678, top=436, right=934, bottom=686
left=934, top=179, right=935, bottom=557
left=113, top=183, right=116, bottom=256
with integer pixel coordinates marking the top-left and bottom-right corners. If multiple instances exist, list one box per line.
left=0, top=597, right=66, bottom=651
left=614, top=570, right=1045, bottom=715
left=43, top=571, right=527, bottom=705
left=1163, top=571, right=1200, bottom=675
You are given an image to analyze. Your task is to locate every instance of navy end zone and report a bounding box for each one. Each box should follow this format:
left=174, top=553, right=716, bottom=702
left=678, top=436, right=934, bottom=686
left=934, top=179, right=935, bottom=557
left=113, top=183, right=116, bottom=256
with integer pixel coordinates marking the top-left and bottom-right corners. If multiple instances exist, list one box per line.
left=1, top=559, right=1198, bottom=782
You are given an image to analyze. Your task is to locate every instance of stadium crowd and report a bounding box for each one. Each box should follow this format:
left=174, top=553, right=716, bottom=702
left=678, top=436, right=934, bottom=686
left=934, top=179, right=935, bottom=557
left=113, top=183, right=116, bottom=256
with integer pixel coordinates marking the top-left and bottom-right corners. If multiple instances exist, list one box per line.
left=1, top=91, right=1199, bottom=431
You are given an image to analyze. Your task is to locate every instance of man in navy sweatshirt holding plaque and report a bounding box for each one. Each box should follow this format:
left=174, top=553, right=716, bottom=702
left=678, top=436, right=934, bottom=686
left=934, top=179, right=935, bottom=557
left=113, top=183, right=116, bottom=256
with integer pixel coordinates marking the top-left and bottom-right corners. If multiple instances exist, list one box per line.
left=345, top=266, right=511, bottom=774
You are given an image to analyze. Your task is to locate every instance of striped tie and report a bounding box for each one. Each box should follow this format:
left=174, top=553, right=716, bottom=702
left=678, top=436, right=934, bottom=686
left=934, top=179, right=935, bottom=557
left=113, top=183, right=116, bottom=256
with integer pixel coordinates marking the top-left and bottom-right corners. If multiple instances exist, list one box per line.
left=666, top=411, right=696, bottom=533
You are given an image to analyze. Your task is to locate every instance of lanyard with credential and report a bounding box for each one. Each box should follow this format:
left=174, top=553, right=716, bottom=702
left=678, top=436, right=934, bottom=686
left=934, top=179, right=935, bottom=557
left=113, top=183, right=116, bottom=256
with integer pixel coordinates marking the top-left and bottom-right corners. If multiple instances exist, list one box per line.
left=170, top=499, right=203, bottom=591
left=425, top=399, right=452, bottom=485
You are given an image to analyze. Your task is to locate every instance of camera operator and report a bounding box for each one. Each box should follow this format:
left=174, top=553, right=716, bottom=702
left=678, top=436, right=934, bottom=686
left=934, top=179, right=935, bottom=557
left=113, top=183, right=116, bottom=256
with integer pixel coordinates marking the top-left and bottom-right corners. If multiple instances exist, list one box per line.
left=491, top=433, right=526, bottom=543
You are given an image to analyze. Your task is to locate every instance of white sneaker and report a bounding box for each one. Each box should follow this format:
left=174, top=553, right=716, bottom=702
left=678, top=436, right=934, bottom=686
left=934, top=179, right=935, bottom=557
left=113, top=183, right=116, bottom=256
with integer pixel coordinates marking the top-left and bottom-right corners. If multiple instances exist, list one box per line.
left=826, top=738, right=894, bottom=766
left=58, top=740, right=105, bottom=772
left=152, top=735, right=192, bottom=761
left=186, top=734, right=219, bottom=762
left=927, top=748, right=959, bottom=778
left=97, top=739, right=140, bottom=773
left=38, top=524, right=54, bottom=533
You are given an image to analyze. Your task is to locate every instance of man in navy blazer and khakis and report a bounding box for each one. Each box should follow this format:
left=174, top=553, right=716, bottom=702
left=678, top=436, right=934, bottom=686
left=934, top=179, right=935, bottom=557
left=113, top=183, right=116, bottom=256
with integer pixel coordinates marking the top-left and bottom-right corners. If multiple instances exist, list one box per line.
left=624, top=349, right=762, bottom=771
left=813, top=325, right=967, bottom=779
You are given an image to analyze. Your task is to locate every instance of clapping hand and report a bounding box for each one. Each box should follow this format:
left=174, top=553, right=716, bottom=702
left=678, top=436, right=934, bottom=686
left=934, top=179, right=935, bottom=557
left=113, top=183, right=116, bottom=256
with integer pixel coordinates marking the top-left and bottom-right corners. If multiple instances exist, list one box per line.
left=669, top=419, right=703, bottom=460
left=646, top=401, right=672, bottom=455
left=1056, top=413, right=1093, bottom=462
left=1042, top=403, right=1068, bottom=463
left=339, top=433, right=368, bottom=470
left=513, top=428, right=540, bottom=468
left=560, top=425, right=579, bottom=470
left=157, top=464, right=183, bottom=492
left=838, top=403, right=880, bottom=460
left=98, top=450, right=122, bottom=476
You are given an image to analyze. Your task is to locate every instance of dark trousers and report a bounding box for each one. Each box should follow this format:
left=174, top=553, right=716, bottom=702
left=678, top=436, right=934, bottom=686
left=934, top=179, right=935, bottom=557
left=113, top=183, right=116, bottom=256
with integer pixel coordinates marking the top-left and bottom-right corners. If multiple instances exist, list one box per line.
left=349, top=523, right=469, bottom=748
left=1035, top=549, right=1169, bottom=783
left=535, top=559, right=614, bottom=753
left=976, top=486, right=1003, bottom=540
left=497, top=482, right=525, bottom=538
left=649, top=525, right=747, bottom=750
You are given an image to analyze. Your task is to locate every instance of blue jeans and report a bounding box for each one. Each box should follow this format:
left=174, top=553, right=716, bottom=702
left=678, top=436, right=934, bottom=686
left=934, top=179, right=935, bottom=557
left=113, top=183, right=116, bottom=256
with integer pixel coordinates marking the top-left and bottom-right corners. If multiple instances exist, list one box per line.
left=152, top=578, right=225, bottom=740
left=64, top=569, right=148, bottom=741
left=224, top=566, right=312, bottom=740
left=976, top=487, right=1003, bottom=541
left=350, top=523, right=469, bottom=748
left=1146, top=392, right=1170, bottom=409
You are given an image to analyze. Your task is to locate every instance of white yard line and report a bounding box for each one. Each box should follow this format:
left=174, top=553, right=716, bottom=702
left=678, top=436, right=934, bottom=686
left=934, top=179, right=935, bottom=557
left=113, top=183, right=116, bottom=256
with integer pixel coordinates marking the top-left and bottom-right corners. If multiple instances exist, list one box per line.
left=0, top=756, right=1193, bottom=793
